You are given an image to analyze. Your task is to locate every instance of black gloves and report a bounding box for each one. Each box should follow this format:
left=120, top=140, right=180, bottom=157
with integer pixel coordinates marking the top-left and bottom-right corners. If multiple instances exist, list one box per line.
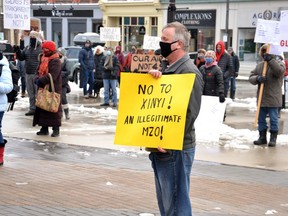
left=219, top=93, right=225, bottom=103
left=256, top=75, right=267, bottom=84
left=235, top=72, right=238, bottom=78
left=263, top=53, right=273, bottom=62
left=13, top=45, right=20, bottom=53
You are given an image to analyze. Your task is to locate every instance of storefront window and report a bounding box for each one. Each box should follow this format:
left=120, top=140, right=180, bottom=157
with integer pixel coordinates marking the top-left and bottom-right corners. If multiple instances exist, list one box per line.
left=52, top=20, right=62, bottom=47
left=124, top=17, right=130, bottom=25
left=121, top=16, right=146, bottom=51
left=131, top=17, right=137, bottom=25
left=151, top=17, right=158, bottom=37
left=138, top=17, right=145, bottom=25
left=238, top=28, right=256, bottom=61
left=189, top=28, right=215, bottom=52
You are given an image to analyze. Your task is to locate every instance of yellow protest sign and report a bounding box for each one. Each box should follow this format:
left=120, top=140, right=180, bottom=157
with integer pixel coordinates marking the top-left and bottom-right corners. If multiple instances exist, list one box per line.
left=114, top=73, right=196, bottom=150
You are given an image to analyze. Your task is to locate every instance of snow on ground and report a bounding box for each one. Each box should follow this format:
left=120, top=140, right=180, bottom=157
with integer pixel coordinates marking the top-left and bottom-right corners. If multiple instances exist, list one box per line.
left=15, top=82, right=288, bottom=149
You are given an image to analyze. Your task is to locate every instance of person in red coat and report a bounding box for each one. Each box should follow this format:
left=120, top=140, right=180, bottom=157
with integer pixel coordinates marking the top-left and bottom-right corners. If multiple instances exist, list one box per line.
left=33, top=41, right=62, bottom=137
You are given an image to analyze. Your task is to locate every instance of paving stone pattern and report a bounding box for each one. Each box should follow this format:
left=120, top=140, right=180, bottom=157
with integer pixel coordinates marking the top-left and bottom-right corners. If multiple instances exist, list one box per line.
left=0, top=138, right=288, bottom=216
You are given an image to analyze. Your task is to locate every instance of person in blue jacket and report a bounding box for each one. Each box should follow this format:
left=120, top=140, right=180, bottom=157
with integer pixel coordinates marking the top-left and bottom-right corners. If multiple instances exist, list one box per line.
left=78, top=40, right=95, bottom=98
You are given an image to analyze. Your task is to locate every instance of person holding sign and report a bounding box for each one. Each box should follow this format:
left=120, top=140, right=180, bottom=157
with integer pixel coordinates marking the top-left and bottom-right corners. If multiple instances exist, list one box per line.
left=249, top=44, right=285, bottom=147
left=148, top=22, right=203, bottom=216
left=14, top=31, right=43, bottom=116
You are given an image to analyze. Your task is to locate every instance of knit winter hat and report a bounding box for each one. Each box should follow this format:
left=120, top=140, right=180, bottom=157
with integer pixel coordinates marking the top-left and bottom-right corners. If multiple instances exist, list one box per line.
left=42, top=41, right=57, bottom=52
left=205, top=50, right=216, bottom=59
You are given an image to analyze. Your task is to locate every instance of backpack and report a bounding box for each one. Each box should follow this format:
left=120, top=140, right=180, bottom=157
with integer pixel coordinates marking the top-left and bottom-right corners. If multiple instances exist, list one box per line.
left=0, top=62, right=21, bottom=111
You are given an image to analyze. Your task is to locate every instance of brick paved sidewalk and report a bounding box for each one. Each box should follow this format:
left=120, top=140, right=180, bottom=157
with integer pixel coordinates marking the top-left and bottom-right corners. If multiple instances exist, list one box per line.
left=0, top=137, right=288, bottom=216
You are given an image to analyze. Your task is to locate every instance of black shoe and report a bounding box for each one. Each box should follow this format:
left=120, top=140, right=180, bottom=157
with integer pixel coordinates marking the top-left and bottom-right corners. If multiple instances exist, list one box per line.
left=112, top=104, right=117, bottom=107
left=36, top=127, right=49, bottom=136
left=51, top=130, right=59, bottom=137
left=21, top=92, right=26, bottom=98
left=25, top=110, right=35, bottom=116
left=100, top=103, right=109, bottom=106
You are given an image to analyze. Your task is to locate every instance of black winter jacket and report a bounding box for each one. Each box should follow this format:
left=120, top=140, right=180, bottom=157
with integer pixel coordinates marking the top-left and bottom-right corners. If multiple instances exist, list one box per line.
left=217, top=51, right=233, bottom=80
left=199, top=64, right=224, bottom=96
left=16, top=43, right=42, bottom=75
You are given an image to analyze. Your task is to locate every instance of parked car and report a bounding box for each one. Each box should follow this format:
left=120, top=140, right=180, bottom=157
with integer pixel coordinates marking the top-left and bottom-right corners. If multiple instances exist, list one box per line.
left=0, top=41, right=16, bottom=65
left=62, top=46, right=82, bottom=86
left=73, top=32, right=105, bottom=47
left=188, top=51, right=198, bottom=61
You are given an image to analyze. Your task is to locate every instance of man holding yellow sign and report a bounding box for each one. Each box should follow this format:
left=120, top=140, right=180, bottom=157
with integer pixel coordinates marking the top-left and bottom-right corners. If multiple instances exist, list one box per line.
left=115, top=22, right=203, bottom=216
left=148, top=22, right=203, bottom=216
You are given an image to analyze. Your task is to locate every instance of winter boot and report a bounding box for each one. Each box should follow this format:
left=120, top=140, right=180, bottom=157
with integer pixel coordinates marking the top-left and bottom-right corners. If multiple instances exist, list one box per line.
left=0, top=139, right=7, bottom=166
left=36, top=126, right=49, bottom=135
left=253, top=129, right=267, bottom=145
left=64, top=108, right=70, bottom=120
left=268, top=131, right=278, bottom=147
left=51, top=127, right=60, bottom=137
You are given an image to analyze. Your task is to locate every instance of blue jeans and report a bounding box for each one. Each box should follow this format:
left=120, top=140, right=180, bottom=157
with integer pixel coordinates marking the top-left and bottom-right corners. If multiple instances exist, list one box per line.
left=149, top=148, right=195, bottom=216
left=82, top=69, right=94, bottom=96
left=224, top=77, right=230, bottom=97
left=17, top=60, right=26, bottom=92
left=0, top=111, right=4, bottom=143
left=258, top=107, right=279, bottom=131
left=103, top=79, right=117, bottom=104
left=230, top=76, right=236, bottom=91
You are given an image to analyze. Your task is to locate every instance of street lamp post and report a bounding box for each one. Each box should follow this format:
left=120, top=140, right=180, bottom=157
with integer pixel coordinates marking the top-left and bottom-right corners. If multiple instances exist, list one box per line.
left=167, top=0, right=176, bottom=23
left=225, top=0, right=229, bottom=48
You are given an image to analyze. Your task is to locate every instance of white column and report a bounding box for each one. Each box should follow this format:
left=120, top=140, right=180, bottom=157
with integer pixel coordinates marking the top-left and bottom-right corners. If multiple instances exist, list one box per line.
left=62, top=18, right=68, bottom=47
left=87, top=19, right=92, bottom=32
left=46, top=17, right=52, bottom=41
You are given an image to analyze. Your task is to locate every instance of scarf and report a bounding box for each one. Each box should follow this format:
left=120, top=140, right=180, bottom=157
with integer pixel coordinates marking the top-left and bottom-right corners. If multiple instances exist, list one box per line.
left=38, top=53, right=59, bottom=77
left=104, top=55, right=113, bottom=70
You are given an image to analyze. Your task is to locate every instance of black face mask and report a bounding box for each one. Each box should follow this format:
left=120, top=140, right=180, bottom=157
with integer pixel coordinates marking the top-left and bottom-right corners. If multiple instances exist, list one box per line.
left=30, top=38, right=36, bottom=47
left=159, top=41, right=178, bottom=58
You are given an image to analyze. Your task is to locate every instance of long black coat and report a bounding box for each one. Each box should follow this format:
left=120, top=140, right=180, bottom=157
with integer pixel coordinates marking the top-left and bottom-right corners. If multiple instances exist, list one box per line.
left=33, top=57, right=62, bottom=127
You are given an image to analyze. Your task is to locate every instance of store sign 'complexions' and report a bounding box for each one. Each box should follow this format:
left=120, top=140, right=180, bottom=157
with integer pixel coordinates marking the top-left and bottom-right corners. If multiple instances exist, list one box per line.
left=174, top=10, right=216, bottom=27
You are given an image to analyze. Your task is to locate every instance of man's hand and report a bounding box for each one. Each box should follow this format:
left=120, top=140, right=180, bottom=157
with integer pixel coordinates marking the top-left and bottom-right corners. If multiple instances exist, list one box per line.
left=235, top=72, right=238, bottom=78
left=148, top=69, right=162, bottom=79
left=256, top=75, right=267, bottom=84
left=157, top=146, right=167, bottom=153
left=263, top=53, right=273, bottom=62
